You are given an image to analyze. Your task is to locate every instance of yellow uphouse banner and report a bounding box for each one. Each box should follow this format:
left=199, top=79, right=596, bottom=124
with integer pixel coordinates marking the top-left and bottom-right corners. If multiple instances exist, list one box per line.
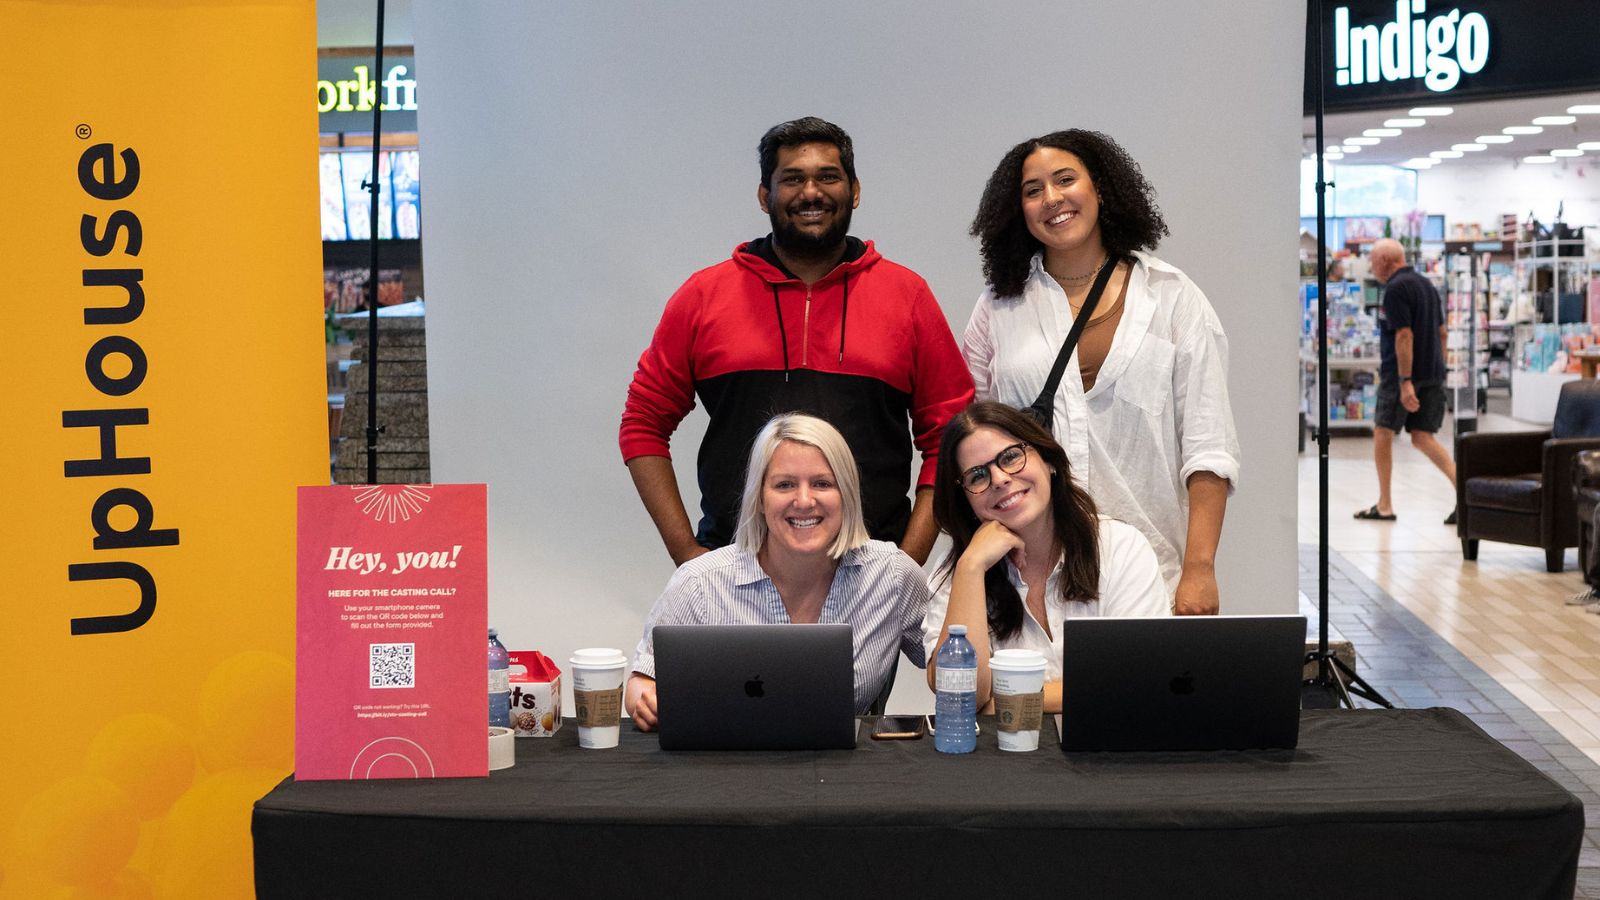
left=0, top=1, right=324, bottom=896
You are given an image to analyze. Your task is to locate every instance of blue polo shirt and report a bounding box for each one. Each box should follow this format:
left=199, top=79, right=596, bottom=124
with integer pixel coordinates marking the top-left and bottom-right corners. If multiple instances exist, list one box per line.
left=1378, top=266, right=1445, bottom=384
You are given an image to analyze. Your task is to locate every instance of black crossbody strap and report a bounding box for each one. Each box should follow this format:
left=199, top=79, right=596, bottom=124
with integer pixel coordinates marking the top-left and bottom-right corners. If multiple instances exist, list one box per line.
left=1024, top=256, right=1122, bottom=430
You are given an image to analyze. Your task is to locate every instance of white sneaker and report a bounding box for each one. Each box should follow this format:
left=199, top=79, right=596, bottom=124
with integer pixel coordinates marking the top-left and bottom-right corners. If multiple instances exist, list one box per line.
left=1567, top=588, right=1600, bottom=606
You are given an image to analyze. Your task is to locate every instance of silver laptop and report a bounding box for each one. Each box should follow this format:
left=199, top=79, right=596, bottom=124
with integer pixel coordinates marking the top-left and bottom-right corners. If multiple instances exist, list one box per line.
left=653, top=624, right=857, bottom=750
left=1058, top=615, right=1306, bottom=751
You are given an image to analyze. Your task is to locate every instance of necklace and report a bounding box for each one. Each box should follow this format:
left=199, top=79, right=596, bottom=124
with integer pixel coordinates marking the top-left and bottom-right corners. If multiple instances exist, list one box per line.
left=1047, top=253, right=1110, bottom=287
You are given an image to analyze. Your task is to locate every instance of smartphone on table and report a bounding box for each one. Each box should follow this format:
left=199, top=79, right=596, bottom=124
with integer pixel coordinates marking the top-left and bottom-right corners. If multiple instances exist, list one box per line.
left=870, top=715, right=929, bottom=740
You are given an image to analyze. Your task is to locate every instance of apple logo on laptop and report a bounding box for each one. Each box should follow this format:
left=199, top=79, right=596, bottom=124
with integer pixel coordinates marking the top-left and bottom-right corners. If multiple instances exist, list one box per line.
left=745, top=675, right=765, bottom=698
left=1169, top=671, right=1195, bottom=695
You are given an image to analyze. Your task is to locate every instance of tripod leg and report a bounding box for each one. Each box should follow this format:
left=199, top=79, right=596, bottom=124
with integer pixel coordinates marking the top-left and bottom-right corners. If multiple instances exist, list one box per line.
left=1330, top=656, right=1395, bottom=708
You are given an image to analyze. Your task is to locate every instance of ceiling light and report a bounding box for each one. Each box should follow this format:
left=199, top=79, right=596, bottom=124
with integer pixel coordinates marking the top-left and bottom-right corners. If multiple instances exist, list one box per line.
left=1453, top=143, right=1487, bottom=152
left=1346, top=137, right=1381, bottom=146
left=1385, top=118, right=1426, bottom=127
left=1365, top=128, right=1403, bottom=137
left=1476, top=135, right=1514, bottom=143
left=1340, top=145, right=1362, bottom=153
left=1522, top=156, right=1557, bottom=164
left=1504, top=126, right=1544, bottom=135
left=1532, top=115, right=1577, bottom=125
left=1568, top=105, right=1600, bottom=115
left=1430, top=150, right=1464, bottom=159
left=1401, top=159, right=1436, bottom=169
left=1409, top=107, right=1453, bottom=116
left=1551, top=149, right=1584, bottom=157
left=1578, top=142, right=1600, bottom=151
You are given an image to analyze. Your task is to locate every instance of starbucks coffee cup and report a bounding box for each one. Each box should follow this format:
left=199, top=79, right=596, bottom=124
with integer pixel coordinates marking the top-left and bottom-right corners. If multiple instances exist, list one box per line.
left=990, top=648, right=1047, bottom=752
left=569, top=648, right=627, bottom=749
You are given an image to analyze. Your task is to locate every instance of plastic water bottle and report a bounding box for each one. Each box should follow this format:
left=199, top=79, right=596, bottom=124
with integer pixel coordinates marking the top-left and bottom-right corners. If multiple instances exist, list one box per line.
left=488, top=628, right=511, bottom=728
left=935, top=624, right=978, bottom=754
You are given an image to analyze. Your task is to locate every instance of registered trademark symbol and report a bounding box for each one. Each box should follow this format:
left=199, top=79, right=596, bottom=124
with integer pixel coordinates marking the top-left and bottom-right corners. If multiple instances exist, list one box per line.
left=75, top=124, right=92, bottom=140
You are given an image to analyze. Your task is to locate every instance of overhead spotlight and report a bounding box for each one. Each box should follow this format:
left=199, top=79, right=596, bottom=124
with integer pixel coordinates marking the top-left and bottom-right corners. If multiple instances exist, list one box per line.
left=1476, top=135, right=1514, bottom=144
left=1365, top=128, right=1403, bottom=137
left=1346, top=137, right=1381, bottom=146
left=1532, top=116, right=1577, bottom=126
left=1430, top=150, right=1464, bottom=159
left=1504, top=126, right=1544, bottom=135
left=1568, top=105, right=1600, bottom=115
left=1340, top=145, right=1362, bottom=153
left=1522, top=155, right=1557, bottom=164
left=1409, top=107, right=1453, bottom=116
left=1452, top=144, right=1487, bottom=152
left=1551, top=149, right=1584, bottom=157
left=1385, top=118, right=1426, bottom=127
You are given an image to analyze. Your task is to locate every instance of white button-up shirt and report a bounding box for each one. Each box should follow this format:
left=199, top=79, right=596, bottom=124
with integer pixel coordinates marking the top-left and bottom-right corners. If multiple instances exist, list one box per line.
left=921, top=517, right=1169, bottom=681
left=963, top=251, right=1240, bottom=592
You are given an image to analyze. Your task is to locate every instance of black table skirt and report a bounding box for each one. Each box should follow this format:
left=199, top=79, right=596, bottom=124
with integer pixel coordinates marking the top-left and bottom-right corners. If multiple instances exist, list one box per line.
left=254, top=708, right=1581, bottom=899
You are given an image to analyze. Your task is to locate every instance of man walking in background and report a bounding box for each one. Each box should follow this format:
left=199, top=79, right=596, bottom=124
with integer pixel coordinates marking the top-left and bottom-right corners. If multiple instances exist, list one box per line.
left=1355, top=238, right=1456, bottom=523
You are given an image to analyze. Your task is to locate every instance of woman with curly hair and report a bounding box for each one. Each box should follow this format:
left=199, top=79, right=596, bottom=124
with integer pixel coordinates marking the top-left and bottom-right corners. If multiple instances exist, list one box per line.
left=965, top=130, right=1239, bottom=615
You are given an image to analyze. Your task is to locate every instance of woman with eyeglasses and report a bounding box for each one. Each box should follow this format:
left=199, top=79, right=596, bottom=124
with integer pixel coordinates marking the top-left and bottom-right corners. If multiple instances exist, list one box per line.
left=966, top=129, right=1239, bottom=615
left=625, top=413, right=930, bottom=731
left=924, top=402, right=1167, bottom=713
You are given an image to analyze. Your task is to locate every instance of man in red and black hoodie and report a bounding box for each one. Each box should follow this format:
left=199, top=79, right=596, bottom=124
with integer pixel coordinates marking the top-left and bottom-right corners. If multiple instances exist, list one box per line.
left=620, top=117, right=974, bottom=567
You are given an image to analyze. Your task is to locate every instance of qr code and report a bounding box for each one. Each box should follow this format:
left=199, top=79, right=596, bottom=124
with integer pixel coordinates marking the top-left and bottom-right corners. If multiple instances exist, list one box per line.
left=369, top=643, right=415, bottom=688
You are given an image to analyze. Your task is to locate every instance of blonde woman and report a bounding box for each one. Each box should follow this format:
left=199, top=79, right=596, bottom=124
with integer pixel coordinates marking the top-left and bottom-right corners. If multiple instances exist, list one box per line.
left=625, top=413, right=930, bottom=730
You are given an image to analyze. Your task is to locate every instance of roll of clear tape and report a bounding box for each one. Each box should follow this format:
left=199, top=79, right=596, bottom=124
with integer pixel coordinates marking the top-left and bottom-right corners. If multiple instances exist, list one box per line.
left=488, top=726, right=515, bottom=771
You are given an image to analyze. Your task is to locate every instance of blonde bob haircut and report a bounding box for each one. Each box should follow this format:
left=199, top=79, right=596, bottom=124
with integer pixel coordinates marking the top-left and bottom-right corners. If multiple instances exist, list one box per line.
left=734, top=413, right=869, bottom=561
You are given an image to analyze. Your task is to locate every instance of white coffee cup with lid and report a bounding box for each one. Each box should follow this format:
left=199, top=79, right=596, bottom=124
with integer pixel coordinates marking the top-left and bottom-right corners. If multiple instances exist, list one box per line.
left=990, top=648, right=1047, bottom=752
left=569, top=648, right=628, bottom=749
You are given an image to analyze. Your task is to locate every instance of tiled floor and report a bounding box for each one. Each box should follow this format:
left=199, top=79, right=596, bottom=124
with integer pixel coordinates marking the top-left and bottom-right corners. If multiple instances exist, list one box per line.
left=1299, top=410, right=1600, bottom=896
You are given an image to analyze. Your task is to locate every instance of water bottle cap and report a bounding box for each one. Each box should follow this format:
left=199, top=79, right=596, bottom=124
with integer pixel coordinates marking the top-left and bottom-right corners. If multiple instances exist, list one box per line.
left=488, top=628, right=498, bottom=639
left=948, top=624, right=967, bottom=637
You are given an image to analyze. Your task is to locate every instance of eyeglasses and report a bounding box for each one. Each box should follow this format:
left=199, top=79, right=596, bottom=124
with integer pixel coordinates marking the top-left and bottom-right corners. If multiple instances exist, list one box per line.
left=957, top=443, right=1029, bottom=494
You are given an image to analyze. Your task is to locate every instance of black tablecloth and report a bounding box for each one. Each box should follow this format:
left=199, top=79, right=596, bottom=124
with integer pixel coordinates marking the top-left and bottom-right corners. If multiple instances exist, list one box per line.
left=254, top=708, right=1581, bottom=899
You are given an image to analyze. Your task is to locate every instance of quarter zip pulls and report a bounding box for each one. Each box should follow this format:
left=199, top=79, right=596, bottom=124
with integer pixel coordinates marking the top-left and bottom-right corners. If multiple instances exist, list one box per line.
left=743, top=235, right=866, bottom=380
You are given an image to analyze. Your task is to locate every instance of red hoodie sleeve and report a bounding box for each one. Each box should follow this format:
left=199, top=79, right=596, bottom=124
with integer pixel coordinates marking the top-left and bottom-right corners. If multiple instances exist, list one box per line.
left=620, top=279, right=701, bottom=462
left=909, top=283, right=976, bottom=487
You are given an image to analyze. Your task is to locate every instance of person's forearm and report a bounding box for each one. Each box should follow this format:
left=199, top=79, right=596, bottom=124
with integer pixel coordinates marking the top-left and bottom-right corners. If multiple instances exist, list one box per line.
left=926, top=558, right=994, bottom=704
left=1184, top=472, right=1228, bottom=575
left=899, top=487, right=937, bottom=565
left=1395, top=328, right=1414, bottom=378
left=626, top=455, right=704, bottom=566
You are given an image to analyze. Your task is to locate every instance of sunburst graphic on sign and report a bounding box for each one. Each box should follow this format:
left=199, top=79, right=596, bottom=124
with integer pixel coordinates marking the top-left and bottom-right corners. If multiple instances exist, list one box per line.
left=350, top=484, right=433, bottom=523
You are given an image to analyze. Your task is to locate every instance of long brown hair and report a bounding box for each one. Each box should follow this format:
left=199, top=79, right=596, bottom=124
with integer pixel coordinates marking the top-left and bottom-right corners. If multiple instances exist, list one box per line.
left=932, top=402, right=1100, bottom=641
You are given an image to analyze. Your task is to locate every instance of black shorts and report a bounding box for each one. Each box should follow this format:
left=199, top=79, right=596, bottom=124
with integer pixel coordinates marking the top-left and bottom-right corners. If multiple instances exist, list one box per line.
left=1375, top=379, right=1446, bottom=433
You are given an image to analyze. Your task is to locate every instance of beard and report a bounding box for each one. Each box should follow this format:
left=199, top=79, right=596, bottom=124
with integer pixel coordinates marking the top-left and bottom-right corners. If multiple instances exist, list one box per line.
left=769, top=200, right=852, bottom=261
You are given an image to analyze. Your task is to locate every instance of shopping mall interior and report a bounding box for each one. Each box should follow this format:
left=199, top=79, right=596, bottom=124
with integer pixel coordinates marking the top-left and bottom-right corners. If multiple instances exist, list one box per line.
left=315, top=0, right=1600, bottom=890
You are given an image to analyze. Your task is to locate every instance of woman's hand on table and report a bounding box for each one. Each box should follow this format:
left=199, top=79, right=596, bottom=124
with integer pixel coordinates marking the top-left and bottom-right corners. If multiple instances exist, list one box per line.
left=625, top=674, right=658, bottom=731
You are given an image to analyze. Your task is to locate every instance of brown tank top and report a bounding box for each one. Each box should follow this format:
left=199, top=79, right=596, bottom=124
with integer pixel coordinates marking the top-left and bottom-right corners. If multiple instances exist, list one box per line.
left=1077, top=275, right=1130, bottom=391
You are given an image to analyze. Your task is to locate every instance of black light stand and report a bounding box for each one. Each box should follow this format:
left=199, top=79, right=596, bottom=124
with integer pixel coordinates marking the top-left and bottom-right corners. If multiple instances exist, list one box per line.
left=1302, top=0, right=1395, bottom=710
left=362, top=0, right=388, bottom=485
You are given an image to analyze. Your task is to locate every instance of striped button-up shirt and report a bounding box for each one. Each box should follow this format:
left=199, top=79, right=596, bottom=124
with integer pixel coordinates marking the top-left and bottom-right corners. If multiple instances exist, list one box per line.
left=631, top=540, right=930, bottom=713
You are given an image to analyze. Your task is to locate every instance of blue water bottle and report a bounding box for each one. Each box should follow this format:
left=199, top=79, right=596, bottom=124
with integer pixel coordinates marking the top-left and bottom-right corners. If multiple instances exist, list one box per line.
left=488, top=628, right=511, bottom=728
left=935, top=624, right=978, bottom=754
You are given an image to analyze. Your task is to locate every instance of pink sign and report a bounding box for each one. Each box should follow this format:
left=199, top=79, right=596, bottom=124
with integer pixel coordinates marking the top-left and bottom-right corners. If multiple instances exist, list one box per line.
left=295, top=484, right=488, bottom=780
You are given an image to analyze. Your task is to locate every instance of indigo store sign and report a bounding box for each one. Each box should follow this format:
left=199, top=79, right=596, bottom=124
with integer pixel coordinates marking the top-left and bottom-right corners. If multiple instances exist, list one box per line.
left=1304, top=0, right=1600, bottom=114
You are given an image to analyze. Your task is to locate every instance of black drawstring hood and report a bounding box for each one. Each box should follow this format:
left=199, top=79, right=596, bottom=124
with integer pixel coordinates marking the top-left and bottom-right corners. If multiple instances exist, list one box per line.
left=742, top=234, right=866, bottom=378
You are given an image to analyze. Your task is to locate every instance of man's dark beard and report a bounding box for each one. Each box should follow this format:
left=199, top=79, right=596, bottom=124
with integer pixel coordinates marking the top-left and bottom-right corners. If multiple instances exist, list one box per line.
left=770, top=202, right=852, bottom=261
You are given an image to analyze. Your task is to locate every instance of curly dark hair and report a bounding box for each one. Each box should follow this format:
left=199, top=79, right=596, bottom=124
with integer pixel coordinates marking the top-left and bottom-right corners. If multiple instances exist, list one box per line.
left=758, top=117, right=856, bottom=188
left=970, top=129, right=1168, bottom=297
left=932, top=402, right=1100, bottom=642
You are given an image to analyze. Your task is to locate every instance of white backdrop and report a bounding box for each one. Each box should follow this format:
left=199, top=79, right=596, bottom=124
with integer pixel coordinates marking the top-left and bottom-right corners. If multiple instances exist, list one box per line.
left=415, top=0, right=1304, bottom=712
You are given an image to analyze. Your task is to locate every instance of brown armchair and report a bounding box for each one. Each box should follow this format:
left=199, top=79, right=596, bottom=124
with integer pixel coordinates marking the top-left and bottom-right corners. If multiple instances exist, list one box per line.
left=1457, top=379, right=1600, bottom=572
left=1575, top=450, right=1600, bottom=580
